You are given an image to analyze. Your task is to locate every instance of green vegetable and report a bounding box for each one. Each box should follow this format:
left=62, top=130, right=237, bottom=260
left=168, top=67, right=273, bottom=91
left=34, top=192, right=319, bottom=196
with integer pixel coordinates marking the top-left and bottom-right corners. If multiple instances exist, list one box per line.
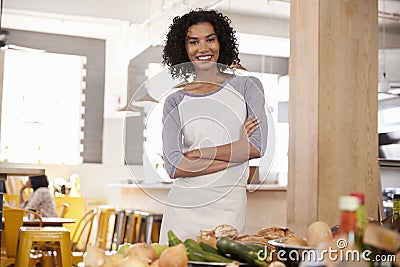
left=184, top=238, right=232, bottom=263
left=191, top=250, right=233, bottom=263
left=167, top=230, right=182, bottom=247
left=151, top=243, right=169, bottom=258
left=184, top=239, right=203, bottom=251
left=117, top=243, right=131, bottom=255
left=186, top=247, right=206, bottom=262
left=199, top=242, right=219, bottom=254
left=216, top=237, right=268, bottom=266
left=246, top=244, right=266, bottom=253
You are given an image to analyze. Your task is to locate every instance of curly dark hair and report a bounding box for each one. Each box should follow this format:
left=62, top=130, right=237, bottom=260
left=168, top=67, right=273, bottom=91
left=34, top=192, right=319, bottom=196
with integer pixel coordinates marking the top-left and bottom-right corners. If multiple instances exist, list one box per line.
left=162, top=8, right=239, bottom=80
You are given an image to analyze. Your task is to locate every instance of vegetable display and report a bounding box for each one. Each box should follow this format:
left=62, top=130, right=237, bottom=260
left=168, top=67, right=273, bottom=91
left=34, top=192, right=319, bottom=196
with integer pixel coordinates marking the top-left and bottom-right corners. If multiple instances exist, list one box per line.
left=216, top=237, right=269, bottom=266
left=168, top=230, right=270, bottom=266
left=83, top=229, right=272, bottom=267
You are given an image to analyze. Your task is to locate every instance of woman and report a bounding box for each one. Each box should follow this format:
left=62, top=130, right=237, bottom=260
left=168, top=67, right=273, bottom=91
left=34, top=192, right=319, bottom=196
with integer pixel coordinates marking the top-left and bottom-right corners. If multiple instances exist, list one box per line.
left=20, top=174, right=57, bottom=217
left=159, top=9, right=268, bottom=243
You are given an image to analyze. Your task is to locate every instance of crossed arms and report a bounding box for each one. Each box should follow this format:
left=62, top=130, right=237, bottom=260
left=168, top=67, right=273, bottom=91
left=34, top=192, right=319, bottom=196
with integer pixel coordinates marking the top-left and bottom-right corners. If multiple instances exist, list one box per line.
left=173, top=117, right=261, bottom=178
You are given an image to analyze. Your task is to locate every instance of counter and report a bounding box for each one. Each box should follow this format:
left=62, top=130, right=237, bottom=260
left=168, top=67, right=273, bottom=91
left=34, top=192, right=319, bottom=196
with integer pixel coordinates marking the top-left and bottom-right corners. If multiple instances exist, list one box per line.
left=106, top=182, right=288, bottom=234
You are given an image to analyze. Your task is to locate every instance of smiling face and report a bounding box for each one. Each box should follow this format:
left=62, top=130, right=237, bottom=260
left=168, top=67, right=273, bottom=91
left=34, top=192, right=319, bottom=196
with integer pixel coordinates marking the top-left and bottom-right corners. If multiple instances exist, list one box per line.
left=185, top=22, right=220, bottom=71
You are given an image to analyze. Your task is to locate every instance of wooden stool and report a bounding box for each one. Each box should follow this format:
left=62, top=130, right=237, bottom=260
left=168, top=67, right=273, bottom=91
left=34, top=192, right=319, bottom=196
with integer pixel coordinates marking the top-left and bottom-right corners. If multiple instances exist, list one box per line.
left=122, top=209, right=141, bottom=244
left=96, top=206, right=115, bottom=250
left=15, top=227, right=72, bottom=267
left=135, top=211, right=163, bottom=244
left=110, top=208, right=125, bottom=251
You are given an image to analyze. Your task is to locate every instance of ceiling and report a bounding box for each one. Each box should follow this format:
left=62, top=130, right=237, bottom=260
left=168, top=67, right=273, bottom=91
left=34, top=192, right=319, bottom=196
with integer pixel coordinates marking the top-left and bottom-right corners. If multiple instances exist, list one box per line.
left=2, top=0, right=288, bottom=23
left=3, top=0, right=400, bottom=26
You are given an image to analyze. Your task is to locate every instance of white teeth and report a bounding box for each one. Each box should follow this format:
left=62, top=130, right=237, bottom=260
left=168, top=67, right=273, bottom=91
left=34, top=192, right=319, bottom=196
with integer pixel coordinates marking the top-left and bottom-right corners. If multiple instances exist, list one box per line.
left=197, top=56, right=212, bottom=61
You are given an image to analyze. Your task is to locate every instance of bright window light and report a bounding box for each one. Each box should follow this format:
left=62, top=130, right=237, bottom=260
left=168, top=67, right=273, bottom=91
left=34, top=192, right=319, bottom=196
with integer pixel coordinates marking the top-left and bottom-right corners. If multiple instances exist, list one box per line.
left=0, top=50, right=86, bottom=164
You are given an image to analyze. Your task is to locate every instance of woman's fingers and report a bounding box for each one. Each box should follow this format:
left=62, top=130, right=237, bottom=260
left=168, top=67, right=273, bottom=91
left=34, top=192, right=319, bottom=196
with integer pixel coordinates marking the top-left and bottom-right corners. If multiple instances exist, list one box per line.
left=246, top=124, right=258, bottom=136
left=244, top=118, right=258, bottom=128
left=244, top=117, right=260, bottom=137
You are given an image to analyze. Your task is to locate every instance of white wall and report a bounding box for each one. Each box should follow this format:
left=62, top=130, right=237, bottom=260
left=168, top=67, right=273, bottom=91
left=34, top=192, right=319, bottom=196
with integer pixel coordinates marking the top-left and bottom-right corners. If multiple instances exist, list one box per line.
left=381, top=167, right=400, bottom=189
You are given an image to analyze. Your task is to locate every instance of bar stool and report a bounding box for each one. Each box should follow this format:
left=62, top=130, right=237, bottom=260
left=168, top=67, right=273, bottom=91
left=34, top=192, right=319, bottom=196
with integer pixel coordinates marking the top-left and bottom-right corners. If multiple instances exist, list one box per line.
left=122, top=209, right=141, bottom=244
left=96, top=206, right=116, bottom=250
left=120, top=209, right=140, bottom=244
left=135, top=211, right=163, bottom=244
left=15, top=227, right=72, bottom=267
left=109, top=208, right=125, bottom=251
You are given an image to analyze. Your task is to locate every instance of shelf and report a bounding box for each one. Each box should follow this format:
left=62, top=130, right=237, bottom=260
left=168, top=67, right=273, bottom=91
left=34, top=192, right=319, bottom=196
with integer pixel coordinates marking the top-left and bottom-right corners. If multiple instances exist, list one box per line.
left=379, top=159, right=400, bottom=168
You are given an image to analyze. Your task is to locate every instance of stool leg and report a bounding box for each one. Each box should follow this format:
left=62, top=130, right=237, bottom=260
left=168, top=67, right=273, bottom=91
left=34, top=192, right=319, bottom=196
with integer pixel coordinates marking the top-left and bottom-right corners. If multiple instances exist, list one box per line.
left=116, top=212, right=125, bottom=248
left=40, top=251, right=55, bottom=267
left=145, top=216, right=154, bottom=244
left=110, top=210, right=125, bottom=250
left=15, top=233, right=34, bottom=267
left=120, top=214, right=128, bottom=244
left=27, top=249, right=40, bottom=267
left=111, top=214, right=119, bottom=250
left=151, top=218, right=162, bottom=243
left=55, top=246, right=62, bottom=266
left=137, top=217, right=145, bottom=243
left=111, top=211, right=125, bottom=250
left=59, top=233, right=72, bottom=267
left=126, top=214, right=136, bottom=243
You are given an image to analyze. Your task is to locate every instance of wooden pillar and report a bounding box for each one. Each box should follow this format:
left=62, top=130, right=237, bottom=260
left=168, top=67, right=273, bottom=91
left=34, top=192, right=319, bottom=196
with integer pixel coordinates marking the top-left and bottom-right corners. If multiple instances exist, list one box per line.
left=288, top=0, right=380, bottom=236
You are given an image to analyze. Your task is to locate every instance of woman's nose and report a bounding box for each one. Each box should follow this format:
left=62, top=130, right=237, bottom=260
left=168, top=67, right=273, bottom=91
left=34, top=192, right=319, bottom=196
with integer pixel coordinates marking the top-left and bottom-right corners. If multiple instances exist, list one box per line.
left=199, top=40, right=209, bottom=52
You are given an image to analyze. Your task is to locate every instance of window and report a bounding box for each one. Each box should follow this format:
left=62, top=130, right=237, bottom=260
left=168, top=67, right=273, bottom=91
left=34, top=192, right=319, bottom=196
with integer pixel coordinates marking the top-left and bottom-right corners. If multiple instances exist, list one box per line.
left=2, top=29, right=106, bottom=163
left=0, top=50, right=86, bottom=164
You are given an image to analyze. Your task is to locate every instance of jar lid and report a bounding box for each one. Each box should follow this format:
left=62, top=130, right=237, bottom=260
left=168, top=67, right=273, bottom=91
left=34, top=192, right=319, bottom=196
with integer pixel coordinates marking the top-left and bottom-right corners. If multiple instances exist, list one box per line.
left=394, top=194, right=400, bottom=200
left=339, top=196, right=359, bottom=211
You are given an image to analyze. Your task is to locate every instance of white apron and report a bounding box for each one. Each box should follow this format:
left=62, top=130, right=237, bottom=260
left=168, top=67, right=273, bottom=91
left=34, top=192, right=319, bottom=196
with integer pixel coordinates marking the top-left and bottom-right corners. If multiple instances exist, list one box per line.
left=159, top=167, right=248, bottom=244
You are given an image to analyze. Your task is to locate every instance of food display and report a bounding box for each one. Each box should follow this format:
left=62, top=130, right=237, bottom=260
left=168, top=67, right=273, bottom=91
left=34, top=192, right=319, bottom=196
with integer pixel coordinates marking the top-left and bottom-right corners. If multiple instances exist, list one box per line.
left=214, top=224, right=239, bottom=239
left=83, top=223, right=339, bottom=267
left=235, top=227, right=296, bottom=251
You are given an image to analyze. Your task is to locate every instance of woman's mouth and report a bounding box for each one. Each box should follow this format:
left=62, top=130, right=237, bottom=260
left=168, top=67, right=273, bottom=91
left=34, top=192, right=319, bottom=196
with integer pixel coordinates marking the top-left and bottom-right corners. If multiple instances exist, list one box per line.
left=196, top=55, right=213, bottom=61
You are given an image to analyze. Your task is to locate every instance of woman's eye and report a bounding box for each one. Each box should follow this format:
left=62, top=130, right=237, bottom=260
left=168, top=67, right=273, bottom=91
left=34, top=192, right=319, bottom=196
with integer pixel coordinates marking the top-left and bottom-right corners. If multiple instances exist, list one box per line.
left=207, top=38, right=215, bottom=42
left=189, top=40, right=198, bottom=45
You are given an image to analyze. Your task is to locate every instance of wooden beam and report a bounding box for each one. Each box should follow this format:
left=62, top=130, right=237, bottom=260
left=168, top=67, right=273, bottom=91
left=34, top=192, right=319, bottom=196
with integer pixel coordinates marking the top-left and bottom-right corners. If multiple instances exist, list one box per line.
left=288, top=0, right=380, bottom=236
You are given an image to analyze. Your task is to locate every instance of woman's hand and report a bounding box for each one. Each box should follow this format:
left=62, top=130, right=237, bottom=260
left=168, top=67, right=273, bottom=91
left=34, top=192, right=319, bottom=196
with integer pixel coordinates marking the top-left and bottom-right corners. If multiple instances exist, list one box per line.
left=20, top=183, right=30, bottom=207
left=243, top=117, right=260, bottom=137
left=20, top=183, right=29, bottom=192
left=182, top=117, right=260, bottom=163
